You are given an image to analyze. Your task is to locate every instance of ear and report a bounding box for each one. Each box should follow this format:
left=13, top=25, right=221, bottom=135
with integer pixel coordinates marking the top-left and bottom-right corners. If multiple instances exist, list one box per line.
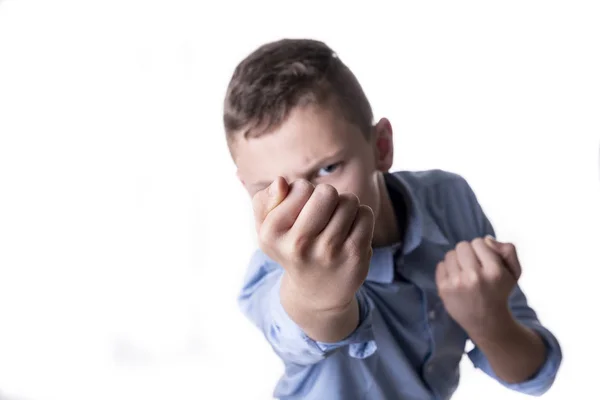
left=371, top=118, right=394, bottom=172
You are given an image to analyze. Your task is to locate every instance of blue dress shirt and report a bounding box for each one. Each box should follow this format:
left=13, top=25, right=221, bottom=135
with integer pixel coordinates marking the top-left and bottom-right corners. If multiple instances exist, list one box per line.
left=238, top=170, right=562, bottom=400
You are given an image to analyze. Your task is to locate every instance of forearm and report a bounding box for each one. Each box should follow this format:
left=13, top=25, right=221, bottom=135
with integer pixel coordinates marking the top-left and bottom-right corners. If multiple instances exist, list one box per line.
left=469, top=311, right=546, bottom=384
left=280, top=273, right=359, bottom=343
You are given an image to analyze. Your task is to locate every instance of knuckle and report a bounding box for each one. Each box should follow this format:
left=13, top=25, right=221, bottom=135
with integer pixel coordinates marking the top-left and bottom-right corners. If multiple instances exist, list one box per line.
left=456, top=240, right=470, bottom=251
left=515, top=265, right=522, bottom=276
left=257, top=225, right=275, bottom=247
left=487, top=268, right=503, bottom=282
left=436, top=277, right=448, bottom=291
left=314, top=183, right=338, bottom=202
left=357, top=204, right=373, bottom=216
left=450, top=274, right=462, bottom=288
left=471, top=237, right=484, bottom=247
left=289, top=232, right=311, bottom=255
left=336, top=194, right=360, bottom=215
left=282, top=240, right=303, bottom=264
left=258, top=229, right=275, bottom=250
left=445, top=249, right=456, bottom=262
left=323, top=247, right=338, bottom=266
left=438, top=281, right=449, bottom=293
left=294, top=179, right=315, bottom=196
left=464, top=271, right=481, bottom=287
left=340, top=192, right=360, bottom=206
left=291, top=234, right=308, bottom=250
left=356, top=205, right=374, bottom=224
left=314, top=244, right=334, bottom=267
left=325, top=233, right=340, bottom=250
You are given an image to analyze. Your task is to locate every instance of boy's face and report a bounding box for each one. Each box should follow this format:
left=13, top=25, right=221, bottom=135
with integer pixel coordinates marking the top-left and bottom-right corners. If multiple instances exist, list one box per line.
left=234, top=103, right=393, bottom=223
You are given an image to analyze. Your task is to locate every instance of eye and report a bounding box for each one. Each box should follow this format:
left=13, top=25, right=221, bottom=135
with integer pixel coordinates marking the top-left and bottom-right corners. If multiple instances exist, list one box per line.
left=316, top=163, right=340, bottom=177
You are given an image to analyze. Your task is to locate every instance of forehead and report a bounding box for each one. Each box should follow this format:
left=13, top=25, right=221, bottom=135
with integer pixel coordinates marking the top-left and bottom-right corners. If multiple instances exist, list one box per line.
left=234, top=104, right=365, bottom=184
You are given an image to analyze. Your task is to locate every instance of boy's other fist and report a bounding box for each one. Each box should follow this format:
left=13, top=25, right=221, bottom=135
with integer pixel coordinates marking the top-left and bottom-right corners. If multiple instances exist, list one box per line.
left=252, top=177, right=375, bottom=312
left=435, top=236, right=522, bottom=338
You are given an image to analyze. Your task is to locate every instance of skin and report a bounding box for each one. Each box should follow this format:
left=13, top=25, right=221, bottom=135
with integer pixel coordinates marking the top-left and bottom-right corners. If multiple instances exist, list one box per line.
left=436, top=236, right=546, bottom=383
left=232, top=102, right=546, bottom=383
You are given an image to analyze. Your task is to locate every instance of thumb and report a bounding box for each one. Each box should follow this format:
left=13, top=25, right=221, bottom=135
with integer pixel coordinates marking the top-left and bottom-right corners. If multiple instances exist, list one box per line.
left=484, top=235, right=522, bottom=280
left=252, top=176, right=289, bottom=228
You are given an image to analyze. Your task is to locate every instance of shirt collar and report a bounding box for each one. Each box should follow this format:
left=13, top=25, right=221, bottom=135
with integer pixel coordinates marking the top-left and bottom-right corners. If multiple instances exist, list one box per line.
left=366, top=172, right=449, bottom=284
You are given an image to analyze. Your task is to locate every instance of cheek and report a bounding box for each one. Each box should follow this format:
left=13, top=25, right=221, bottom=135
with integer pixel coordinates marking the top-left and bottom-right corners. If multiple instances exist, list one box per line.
left=363, top=183, right=381, bottom=214
left=357, top=175, right=381, bottom=217
left=329, top=161, right=379, bottom=206
left=340, top=176, right=378, bottom=210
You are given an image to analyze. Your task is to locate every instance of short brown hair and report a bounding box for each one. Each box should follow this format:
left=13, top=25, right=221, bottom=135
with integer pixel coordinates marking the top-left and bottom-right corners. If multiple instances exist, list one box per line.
left=223, top=38, right=373, bottom=145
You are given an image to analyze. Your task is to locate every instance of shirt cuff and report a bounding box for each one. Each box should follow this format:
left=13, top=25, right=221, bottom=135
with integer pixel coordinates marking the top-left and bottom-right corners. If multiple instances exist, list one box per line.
left=269, top=280, right=377, bottom=361
left=467, top=321, right=562, bottom=396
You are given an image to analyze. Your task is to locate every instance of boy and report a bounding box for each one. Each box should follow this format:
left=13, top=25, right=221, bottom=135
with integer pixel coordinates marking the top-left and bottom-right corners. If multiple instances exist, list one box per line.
left=223, top=39, right=562, bottom=399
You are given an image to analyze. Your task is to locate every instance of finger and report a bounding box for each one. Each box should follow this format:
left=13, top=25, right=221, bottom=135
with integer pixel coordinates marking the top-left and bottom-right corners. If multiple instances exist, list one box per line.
left=435, top=261, right=448, bottom=286
left=471, top=237, right=504, bottom=274
left=455, top=241, right=482, bottom=272
left=291, top=184, right=339, bottom=238
left=345, top=204, right=375, bottom=251
left=262, top=179, right=314, bottom=234
left=252, top=177, right=289, bottom=228
left=484, top=236, right=522, bottom=280
left=319, top=193, right=361, bottom=247
left=443, top=249, right=461, bottom=278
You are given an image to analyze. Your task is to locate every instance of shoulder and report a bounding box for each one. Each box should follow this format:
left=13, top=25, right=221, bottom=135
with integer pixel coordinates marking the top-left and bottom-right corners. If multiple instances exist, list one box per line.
left=393, top=168, right=467, bottom=187
left=391, top=169, right=490, bottom=240
left=392, top=169, right=475, bottom=199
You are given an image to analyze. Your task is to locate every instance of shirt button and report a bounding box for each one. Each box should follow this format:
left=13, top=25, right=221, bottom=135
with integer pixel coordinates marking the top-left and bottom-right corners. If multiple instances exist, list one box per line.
left=426, top=364, right=435, bottom=374
left=428, top=310, right=436, bottom=320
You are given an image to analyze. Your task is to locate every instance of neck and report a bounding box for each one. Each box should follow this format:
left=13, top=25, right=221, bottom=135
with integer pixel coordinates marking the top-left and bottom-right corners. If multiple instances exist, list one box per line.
left=371, top=172, right=402, bottom=248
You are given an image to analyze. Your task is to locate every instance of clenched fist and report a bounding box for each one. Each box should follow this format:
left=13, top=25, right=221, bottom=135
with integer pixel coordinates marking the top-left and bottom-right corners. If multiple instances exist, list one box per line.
left=435, top=236, right=522, bottom=338
left=253, top=176, right=375, bottom=313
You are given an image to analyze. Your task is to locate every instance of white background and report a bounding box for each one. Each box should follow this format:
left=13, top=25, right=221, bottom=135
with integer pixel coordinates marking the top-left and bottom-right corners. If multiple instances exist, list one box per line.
left=0, top=1, right=599, bottom=399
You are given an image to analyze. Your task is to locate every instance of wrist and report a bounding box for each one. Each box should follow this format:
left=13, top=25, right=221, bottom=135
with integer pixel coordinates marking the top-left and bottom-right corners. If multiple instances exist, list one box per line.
left=466, top=307, right=517, bottom=343
left=280, top=273, right=360, bottom=343
left=281, top=272, right=355, bottom=313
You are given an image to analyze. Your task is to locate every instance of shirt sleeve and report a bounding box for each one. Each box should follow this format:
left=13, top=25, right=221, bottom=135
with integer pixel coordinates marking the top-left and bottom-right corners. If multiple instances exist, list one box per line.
left=458, top=176, right=563, bottom=396
left=237, top=250, right=378, bottom=366
left=467, top=285, right=563, bottom=396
